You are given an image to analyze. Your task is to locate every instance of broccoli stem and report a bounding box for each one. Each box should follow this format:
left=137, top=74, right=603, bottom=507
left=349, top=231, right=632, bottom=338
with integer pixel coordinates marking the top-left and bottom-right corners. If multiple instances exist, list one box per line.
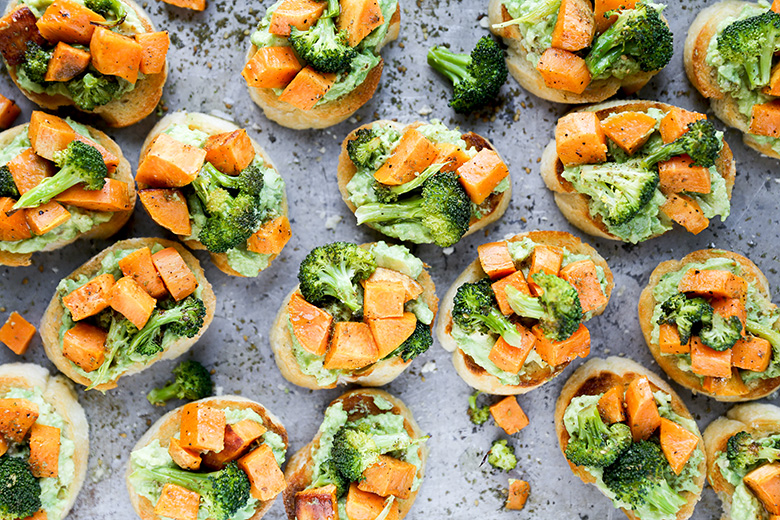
left=86, top=317, right=125, bottom=390
left=505, top=285, right=544, bottom=320
left=427, top=48, right=470, bottom=85
left=491, top=0, right=560, bottom=27
left=136, top=466, right=212, bottom=492
left=482, top=308, right=526, bottom=349
left=746, top=319, right=780, bottom=347
left=387, top=163, right=444, bottom=198
left=13, top=173, right=83, bottom=209
left=584, top=46, right=625, bottom=79
left=128, top=311, right=179, bottom=354
left=355, top=197, right=425, bottom=224
left=146, top=382, right=181, bottom=404
left=322, top=263, right=364, bottom=312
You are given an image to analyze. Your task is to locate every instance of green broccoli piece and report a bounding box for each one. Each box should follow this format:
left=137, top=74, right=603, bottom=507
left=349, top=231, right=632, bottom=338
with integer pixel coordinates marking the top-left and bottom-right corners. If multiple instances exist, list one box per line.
left=717, top=10, right=780, bottom=90
left=310, top=459, right=349, bottom=497
left=0, top=166, right=19, bottom=198
left=427, top=36, right=508, bottom=113
left=355, top=170, right=471, bottom=247
left=128, top=297, right=206, bottom=356
left=452, top=278, right=529, bottom=349
left=505, top=273, right=583, bottom=341
left=640, top=120, right=722, bottom=169
left=726, top=431, right=780, bottom=474
left=488, top=439, right=518, bottom=471
left=298, top=242, right=377, bottom=312
left=290, top=17, right=356, bottom=74
left=0, top=455, right=41, bottom=520
left=331, top=425, right=416, bottom=482
left=657, top=293, right=714, bottom=344
left=468, top=391, right=490, bottom=425
left=147, top=359, right=214, bottom=405
left=346, top=128, right=393, bottom=170
left=564, top=404, right=632, bottom=468
left=13, top=140, right=107, bottom=210
left=373, top=163, right=445, bottom=204
left=585, top=2, right=674, bottom=78
left=86, top=313, right=137, bottom=390
left=573, top=162, right=659, bottom=226
left=84, top=0, right=126, bottom=22
left=67, top=72, right=121, bottom=111
left=198, top=162, right=266, bottom=198
left=699, top=313, right=743, bottom=352
left=386, top=320, right=432, bottom=361
left=20, top=41, right=51, bottom=85
left=490, top=0, right=561, bottom=27
left=746, top=319, right=780, bottom=350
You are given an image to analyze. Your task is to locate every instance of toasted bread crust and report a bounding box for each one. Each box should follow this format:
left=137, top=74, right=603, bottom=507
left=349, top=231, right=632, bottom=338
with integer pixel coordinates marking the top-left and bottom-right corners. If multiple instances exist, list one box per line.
left=554, top=357, right=706, bottom=520
left=539, top=100, right=737, bottom=242
left=638, top=248, right=780, bottom=401
left=282, top=388, right=427, bottom=520
left=125, top=396, right=288, bottom=520
left=40, top=237, right=216, bottom=391
left=434, top=230, right=614, bottom=395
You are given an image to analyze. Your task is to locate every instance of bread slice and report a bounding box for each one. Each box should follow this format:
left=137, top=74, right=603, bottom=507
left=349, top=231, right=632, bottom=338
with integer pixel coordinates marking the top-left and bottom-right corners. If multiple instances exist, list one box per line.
left=282, top=388, right=427, bottom=520
left=337, top=120, right=512, bottom=242
left=554, top=356, right=706, bottom=520
left=243, top=5, right=400, bottom=130
left=684, top=0, right=780, bottom=160
left=0, top=121, right=135, bottom=267
left=40, top=237, right=216, bottom=391
left=539, top=99, right=737, bottom=242
left=125, top=396, right=288, bottom=520
left=269, top=243, right=438, bottom=390
left=435, top=230, right=614, bottom=395
left=4, top=0, right=167, bottom=128
left=0, top=362, right=89, bottom=520
left=138, top=111, right=289, bottom=277
left=638, top=248, right=780, bottom=401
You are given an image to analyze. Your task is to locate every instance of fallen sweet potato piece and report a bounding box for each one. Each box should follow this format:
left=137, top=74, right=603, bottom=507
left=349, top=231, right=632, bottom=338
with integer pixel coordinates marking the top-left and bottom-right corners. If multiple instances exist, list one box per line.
left=489, top=396, right=529, bottom=435
left=537, top=48, right=592, bottom=95
left=247, top=216, right=291, bottom=255
left=278, top=66, right=336, bottom=111
left=36, top=0, right=105, bottom=45
left=29, top=422, right=60, bottom=478
left=45, top=42, right=90, bottom=82
left=7, top=148, right=55, bottom=195
left=56, top=178, right=132, bottom=212
left=374, top=127, right=437, bottom=186
left=161, top=0, right=205, bottom=10
left=151, top=247, right=198, bottom=301
left=0, top=398, right=38, bottom=442
left=242, top=46, right=303, bottom=89
left=108, top=276, right=157, bottom=329
left=117, top=247, right=168, bottom=299
left=323, top=321, right=379, bottom=370
left=555, top=111, right=607, bottom=166
left=180, top=402, right=226, bottom=452
left=62, top=272, right=115, bottom=321
left=0, top=94, right=20, bottom=129
left=62, top=322, right=106, bottom=372
left=625, top=376, right=661, bottom=441
left=0, top=311, right=36, bottom=355
left=25, top=200, right=71, bottom=235
left=238, top=444, right=287, bottom=501
left=506, top=479, right=530, bottom=511
left=136, top=134, right=207, bottom=188
left=0, top=196, right=32, bottom=240
left=135, top=31, right=169, bottom=75
left=659, top=417, right=698, bottom=475
left=456, top=149, right=509, bottom=205
left=138, top=188, right=192, bottom=236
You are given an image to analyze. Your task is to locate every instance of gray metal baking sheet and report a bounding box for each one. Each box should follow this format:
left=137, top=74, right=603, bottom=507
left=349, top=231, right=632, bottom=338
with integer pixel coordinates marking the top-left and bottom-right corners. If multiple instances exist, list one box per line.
left=1, top=0, right=779, bottom=518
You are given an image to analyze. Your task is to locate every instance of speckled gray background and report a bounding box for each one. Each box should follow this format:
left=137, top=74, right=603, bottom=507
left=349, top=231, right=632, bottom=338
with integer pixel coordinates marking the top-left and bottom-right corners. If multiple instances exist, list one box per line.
left=1, top=0, right=779, bottom=518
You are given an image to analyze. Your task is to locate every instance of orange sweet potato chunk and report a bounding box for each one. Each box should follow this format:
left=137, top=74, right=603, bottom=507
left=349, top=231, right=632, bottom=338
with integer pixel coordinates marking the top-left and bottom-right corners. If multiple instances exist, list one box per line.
left=358, top=455, right=417, bottom=499
left=62, top=272, right=115, bottom=321
left=25, top=200, right=70, bottom=235
left=243, top=46, right=303, bottom=89
left=690, top=337, right=732, bottom=378
left=658, top=155, right=712, bottom=194
left=374, top=128, right=437, bottom=186
left=136, top=134, right=207, bottom=188
left=661, top=193, right=709, bottom=235
left=288, top=292, right=333, bottom=356
left=367, top=312, right=417, bottom=359
left=678, top=269, right=748, bottom=300
left=108, top=276, right=157, bottom=329
left=338, top=0, right=385, bottom=46
left=555, top=111, right=607, bottom=167
left=711, top=297, right=746, bottom=329
left=560, top=259, right=607, bottom=314
left=138, top=188, right=192, bottom=236
left=658, top=323, right=690, bottom=355
left=0, top=94, right=20, bottom=129
left=56, top=178, right=131, bottom=212
left=346, top=483, right=397, bottom=520
left=488, top=325, right=536, bottom=374
left=203, top=129, right=255, bottom=175
left=201, top=419, right=266, bottom=470
left=62, top=322, right=106, bottom=372
left=0, top=398, right=38, bottom=442
left=363, top=279, right=405, bottom=319
left=598, top=385, right=625, bottom=424
left=625, top=376, right=661, bottom=441
left=434, top=142, right=471, bottom=173
left=296, top=485, right=339, bottom=520
left=269, top=0, right=327, bottom=36
left=659, top=107, right=706, bottom=143
left=532, top=323, right=590, bottom=366
left=600, top=111, right=657, bottom=154
left=750, top=101, right=780, bottom=138
left=168, top=437, right=202, bottom=470
left=492, top=270, right=530, bottom=315
left=117, top=247, right=168, bottom=299
left=180, top=402, right=226, bottom=452
left=7, top=147, right=54, bottom=195
left=135, top=31, right=169, bottom=75
left=732, top=336, right=772, bottom=372
left=594, top=0, right=636, bottom=33
left=745, top=462, right=780, bottom=514
left=28, top=111, right=75, bottom=162
left=0, top=311, right=36, bottom=355
left=29, top=422, right=60, bottom=478
left=278, top=66, right=336, bottom=111
left=364, top=268, right=423, bottom=302
left=36, top=0, right=105, bottom=45
left=529, top=245, right=563, bottom=296
left=703, top=369, right=749, bottom=397
left=765, top=62, right=780, bottom=96
left=238, top=444, right=287, bottom=501
left=323, top=321, right=379, bottom=370
left=90, top=26, right=143, bottom=83
left=161, top=0, right=205, bottom=11
left=537, top=48, right=592, bottom=95
left=659, top=417, right=699, bottom=475
left=489, top=396, right=529, bottom=435
left=551, top=0, right=595, bottom=51
left=154, top=483, right=200, bottom=520
left=456, top=149, right=509, bottom=205
left=478, top=241, right=516, bottom=280
left=152, top=247, right=198, bottom=301
left=506, top=479, right=530, bottom=511
left=247, top=216, right=291, bottom=255
left=45, top=42, right=90, bottom=82
left=0, top=196, right=32, bottom=240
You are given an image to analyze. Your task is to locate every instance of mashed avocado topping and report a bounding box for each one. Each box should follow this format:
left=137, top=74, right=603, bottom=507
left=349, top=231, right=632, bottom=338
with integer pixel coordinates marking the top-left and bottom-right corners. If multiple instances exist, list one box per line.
left=501, top=0, right=560, bottom=64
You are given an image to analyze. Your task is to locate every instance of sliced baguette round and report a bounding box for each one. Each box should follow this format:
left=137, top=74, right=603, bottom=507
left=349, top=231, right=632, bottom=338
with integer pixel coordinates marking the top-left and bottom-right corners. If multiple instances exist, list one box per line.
left=0, top=362, right=89, bottom=520
left=125, top=395, right=288, bottom=520
left=554, top=356, right=707, bottom=520
left=0, top=122, right=135, bottom=267
left=638, top=248, right=780, bottom=401
left=269, top=243, right=438, bottom=390
left=684, top=0, right=780, bottom=160
left=138, top=111, right=289, bottom=277
left=337, top=120, right=512, bottom=242
left=282, top=388, right=427, bottom=520
left=244, top=5, right=400, bottom=130
left=4, top=0, right=167, bottom=128
left=435, top=230, right=614, bottom=395
left=540, top=100, right=737, bottom=242
left=40, top=237, right=216, bottom=391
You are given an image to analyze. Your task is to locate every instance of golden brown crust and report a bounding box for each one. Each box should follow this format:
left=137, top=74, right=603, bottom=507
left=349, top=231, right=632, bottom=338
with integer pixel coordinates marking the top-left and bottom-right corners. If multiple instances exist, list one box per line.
left=40, top=237, right=216, bottom=391
left=282, top=388, right=427, bottom=520
left=434, top=230, right=615, bottom=395
left=638, top=248, right=780, bottom=401
left=554, top=357, right=707, bottom=520
left=539, top=100, right=737, bottom=242
left=125, top=396, right=288, bottom=520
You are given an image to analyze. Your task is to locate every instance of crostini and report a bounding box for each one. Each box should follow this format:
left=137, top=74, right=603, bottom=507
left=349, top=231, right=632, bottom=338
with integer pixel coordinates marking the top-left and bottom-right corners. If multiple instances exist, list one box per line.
left=435, top=231, right=613, bottom=395
left=40, top=237, right=216, bottom=391
left=283, top=388, right=427, bottom=520
left=0, top=111, right=135, bottom=267
left=685, top=1, right=780, bottom=159
left=137, top=112, right=290, bottom=278
left=242, top=0, right=400, bottom=129
left=0, top=0, right=169, bottom=127
left=0, top=362, right=89, bottom=520
left=488, top=0, right=673, bottom=103
left=269, top=241, right=437, bottom=390
left=126, top=396, right=288, bottom=520
left=639, top=249, right=780, bottom=401
left=703, top=403, right=780, bottom=519
left=541, top=100, right=736, bottom=243
left=555, top=357, right=706, bottom=520
left=338, top=119, right=511, bottom=247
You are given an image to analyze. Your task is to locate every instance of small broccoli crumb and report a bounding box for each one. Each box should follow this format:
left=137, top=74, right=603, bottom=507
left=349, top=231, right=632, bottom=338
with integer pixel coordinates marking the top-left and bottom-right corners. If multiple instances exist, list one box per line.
left=488, top=439, right=517, bottom=471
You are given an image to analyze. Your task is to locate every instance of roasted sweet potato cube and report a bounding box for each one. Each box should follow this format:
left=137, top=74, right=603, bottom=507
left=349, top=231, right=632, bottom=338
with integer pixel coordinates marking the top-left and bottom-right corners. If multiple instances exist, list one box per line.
left=488, top=325, right=536, bottom=374
left=0, top=94, right=20, bottom=129
left=732, top=336, right=772, bottom=372
left=359, top=455, right=417, bottom=499
left=690, top=337, right=732, bottom=378
left=537, top=48, right=592, bottom=95
left=0, top=197, right=31, bottom=241
left=0, top=311, right=36, bottom=355
left=374, top=127, right=438, bottom=186
left=90, top=26, right=142, bottom=83
left=750, top=101, right=780, bottom=138
left=490, top=396, right=529, bottom=435
left=661, top=193, right=710, bottom=235
left=457, top=149, right=509, bottom=205
left=364, top=267, right=423, bottom=302
left=204, top=129, right=255, bottom=175
left=711, top=297, right=747, bottom=329
left=745, top=462, right=780, bottom=514
left=367, top=312, right=417, bottom=359
left=658, top=323, right=690, bottom=355
left=242, top=46, right=303, bottom=89
left=658, top=155, right=712, bottom=194
left=703, top=369, right=749, bottom=397
left=529, top=245, right=563, bottom=296
left=29, top=423, right=60, bottom=478
left=28, top=112, right=75, bottom=162
left=180, top=402, right=226, bottom=452
left=269, top=0, right=327, bottom=36
left=161, top=0, right=205, bottom=11
left=278, top=66, right=336, bottom=111
left=0, top=6, right=46, bottom=66
left=168, top=437, right=202, bottom=470
left=600, top=111, right=657, bottom=155
left=492, top=271, right=530, bottom=315
left=136, top=134, right=207, bottom=188
left=346, top=483, right=399, bottom=520
left=62, top=322, right=106, bottom=372
left=238, top=444, right=287, bottom=501
left=659, top=417, right=699, bottom=475
left=506, top=479, right=530, bottom=510
left=532, top=323, right=590, bottom=366
left=0, top=398, right=38, bottom=442
left=435, top=142, right=471, bottom=173
left=288, top=293, right=333, bottom=356
left=45, top=42, right=90, bottom=82
left=247, top=216, right=291, bottom=255
left=765, top=62, right=780, bottom=96
left=678, top=269, right=748, bottom=300
left=338, top=0, right=385, bottom=46
left=773, top=0, right=780, bottom=13
left=201, top=419, right=267, bottom=470
left=594, top=0, right=636, bottom=32
left=295, top=484, right=339, bottom=520
left=560, top=259, right=607, bottom=314
left=598, top=385, right=625, bottom=424
left=25, top=200, right=70, bottom=235
left=117, top=247, right=168, bottom=299
left=323, top=321, right=379, bottom=370
left=363, top=279, right=405, bottom=319
left=135, top=31, right=169, bottom=75
left=8, top=148, right=54, bottom=195
left=659, top=107, right=706, bottom=143
left=138, top=188, right=192, bottom=236
left=62, top=272, right=115, bottom=321
left=625, top=376, right=661, bottom=441
left=555, top=111, right=607, bottom=166
left=478, top=241, right=516, bottom=280
left=154, top=483, right=200, bottom=520
left=36, top=0, right=105, bottom=45
left=108, top=276, right=157, bottom=329
left=152, top=247, right=198, bottom=301
left=551, top=0, right=595, bottom=51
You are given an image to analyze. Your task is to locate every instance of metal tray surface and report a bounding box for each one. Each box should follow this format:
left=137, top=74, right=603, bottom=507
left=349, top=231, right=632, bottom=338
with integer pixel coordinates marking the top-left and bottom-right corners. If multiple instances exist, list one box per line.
left=1, top=0, right=779, bottom=518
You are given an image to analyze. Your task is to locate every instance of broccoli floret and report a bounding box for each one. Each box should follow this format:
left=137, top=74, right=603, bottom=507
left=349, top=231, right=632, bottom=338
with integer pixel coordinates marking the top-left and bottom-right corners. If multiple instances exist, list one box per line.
left=331, top=425, right=415, bottom=482
left=386, top=320, right=432, bottom=361
left=488, top=439, right=518, bottom=471
left=726, top=431, right=780, bottom=474
left=699, top=313, right=743, bottom=352
left=657, top=293, right=714, bottom=344
left=355, top=170, right=471, bottom=247
left=0, top=166, right=19, bottom=198
left=564, top=404, right=632, bottom=468
left=573, top=162, right=659, bottom=226
left=468, top=391, right=490, bottom=425
left=346, top=128, right=391, bottom=170
left=0, top=455, right=41, bottom=520
left=133, top=461, right=250, bottom=520
left=20, top=41, right=51, bottom=85
left=717, top=10, right=780, bottom=90
left=298, top=242, right=376, bottom=312
left=310, top=459, right=349, bottom=497
left=452, top=278, right=530, bottom=349
left=585, top=2, right=674, bottom=78
left=373, top=163, right=445, bottom=204
left=128, top=297, right=206, bottom=356
left=13, top=140, right=107, bottom=210
left=603, top=441, right=687, bottom=516
left=641, top=120, right=722, bottom=169
left=505, top=273, right=583, bottom=341
left=290, top=17, right=356, bottom=74
left=67, top=72, right=121, bottom=111
left=147, top=359, right=214, bottom=405
left=197, top=162, right=265, bottom=199
left=427, top=36, right=508, bottom=113
left=84, top=0, right=126, bottom=21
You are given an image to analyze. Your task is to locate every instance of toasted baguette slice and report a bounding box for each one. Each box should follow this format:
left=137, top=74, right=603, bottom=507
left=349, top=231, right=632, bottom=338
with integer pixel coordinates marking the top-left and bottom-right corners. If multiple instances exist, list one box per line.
left=540, top=100, right=737, bottom=242
left=684, top=1, right=780, bottom=160
left=269, top=243, right=438, bottom=390
left=639, top=248, right=780, bottom=401
left=125, top=395, right=288, bottom=520
left=337, top=120, right=512, bottom=242
left=703, top=403, right=780, bottom=519
left=554, top=356, right=706, bottom=520
left=282, top=388, right=427, bottom=520
left=40, top=237, right=216, bottom=391
left=244, top=5, right=400, bottom=130
left=0, top=362, right=89, bottom=520
left=435, top=230, right=614, bottom=395
left=4, top=0, right=167, bottom=128
left=138, top=111, right=289, bottom=277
